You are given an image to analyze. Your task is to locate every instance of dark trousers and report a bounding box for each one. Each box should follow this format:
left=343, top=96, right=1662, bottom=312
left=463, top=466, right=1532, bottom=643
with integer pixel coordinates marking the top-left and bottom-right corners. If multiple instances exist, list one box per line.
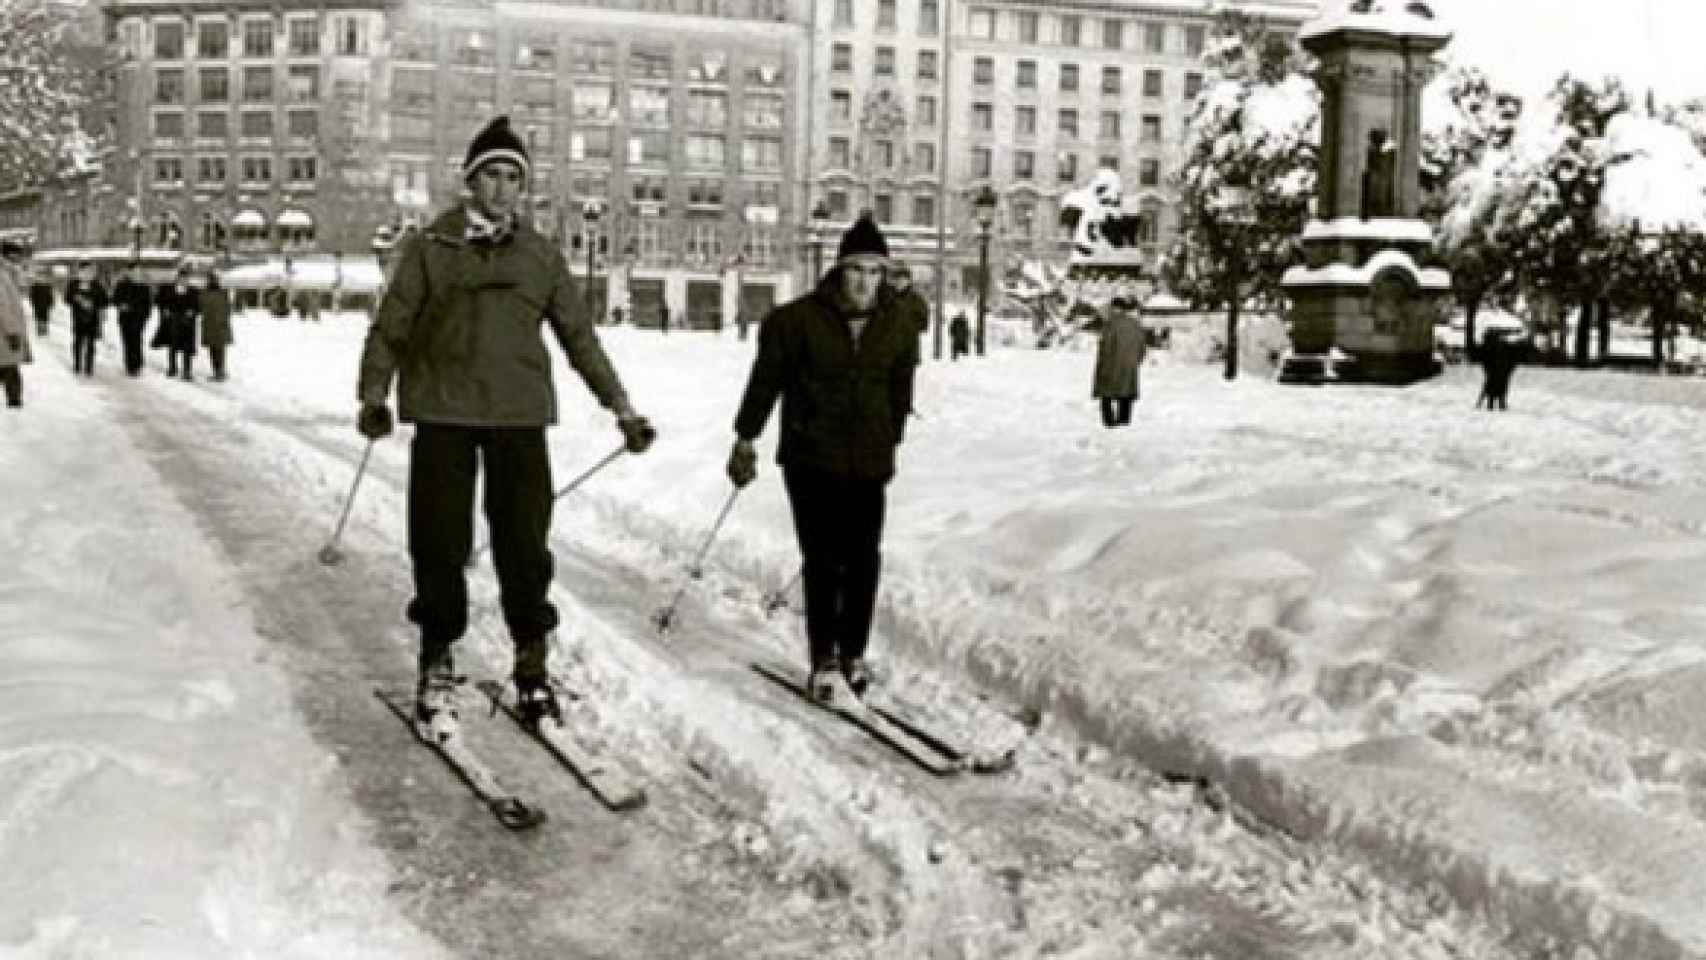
left=1099, top=396, right=1134, bottom=427
left=119, top=317, right=146, bottom=375
left=407, top=423, right=559, bottom=679
left=208, top=343, right=228, bottom=379
left=0, top=366, right=19, bottom=406
left=168, top=347, right=193, bottom=379
left=31, top=305, right=48, bottom=336
left=71, top=327, right=96, bottom=374
left=782, top=464, right=886, bottom=669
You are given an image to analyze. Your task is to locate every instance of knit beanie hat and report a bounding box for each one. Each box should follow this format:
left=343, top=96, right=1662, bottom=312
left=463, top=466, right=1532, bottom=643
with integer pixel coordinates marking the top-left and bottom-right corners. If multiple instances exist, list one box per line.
left=463, top=115, right=530, bottom=182
left=835, top=213, right=890, bottom=265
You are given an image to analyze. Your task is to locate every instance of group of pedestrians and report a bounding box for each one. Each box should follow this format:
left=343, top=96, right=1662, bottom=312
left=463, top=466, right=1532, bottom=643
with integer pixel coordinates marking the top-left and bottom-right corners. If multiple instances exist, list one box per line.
left=28, top=261, right=233, bottom=382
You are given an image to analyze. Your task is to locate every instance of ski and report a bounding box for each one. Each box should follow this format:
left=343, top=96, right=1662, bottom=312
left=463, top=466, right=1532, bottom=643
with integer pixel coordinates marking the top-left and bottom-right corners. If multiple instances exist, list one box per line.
left=866, top=697, right=1017, bottom=775
left=477, top=681, right=648, bottom=812
left=750, top=661, right=962, bottom=777
left=374, top=688, right=548, bottom=831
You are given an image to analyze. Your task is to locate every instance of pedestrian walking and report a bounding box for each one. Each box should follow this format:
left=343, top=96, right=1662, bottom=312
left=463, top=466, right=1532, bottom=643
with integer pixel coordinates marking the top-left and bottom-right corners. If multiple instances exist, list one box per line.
left=726, top=212, right=918, bottom=704
left=112, top=262, right=154, bottom=376
left=1092, top=295, right=1147, bottom=427
left=27, top=268, right=53, bottom=337
left=949, top=312, right=971, bottom=360
left=356, top=115, right=657, bottom=739
left=65, top=261, right=107, bottom=376
left=0, top=243, right=32, bottom=407
left=200, top=271, right=233, bottom=381
left=156, top=265, right=201, bottom=380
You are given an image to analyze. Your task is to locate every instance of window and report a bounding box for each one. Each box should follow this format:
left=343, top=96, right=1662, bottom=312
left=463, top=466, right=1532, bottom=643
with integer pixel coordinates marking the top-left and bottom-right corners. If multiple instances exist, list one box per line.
left=1142, top=114, right=1162, bottom=141
left=1060, top=64, right=1079, bottom=92
left=240, top=110, right=272, bottom=138
left=969, top=8, right=995, bottom=40
left=831, top=43, right=851, bottom=72
left=914, top=142, right=935, bottom=173
left=1102, top=19, right=1123, bottom=50
left=873, top=193, right=892, bottom=224
left=515, top=77, right=556, bottom=115
left=155, top=20, right=183, bottom=59
left=629, top=47, right=671, bottom=81
left=286, top=155, right=317, bottom=184
left=154, top=68, right=184, bottom=105
left=288, top=18, right=319, bottom=56
left=573, top=81, right=614, bottom=120
left=629, top=86, right=670, bottom=126
left=1140, top=158, right=1160, bottom=186
left=287, top=109, right=317, bottom=139
left=452, top=28, right=495, bottom=68
left=195, top=156, right=227, bottom=189
left=153, top=156, right=183, bottom=185
left=243, top=66, right=273, bottom=103
left=522, top=122, right=554, bottom=153
left=333, top=15, right=366, bottom=55
left=515, top=36, right=557, bottom=71
left=1058, top=108, right=1078, bottom=139
left=686, top=218, right=722, bottom=265
left=241, top=155, right=272, bottom=185
left=877, top=0, right=896, bottom=29
left=688, top=90, right=727, bottom=127
left=744, top=95, right=783, bottom=129
left=828, top=137, right=849, bottom=169
left=1015, top=105, right=1036, bottom=135
left=1145, top=22, right=1166, bottom=54
left=1102, top=66, right=1121, bottom=95
left=742, top=136, right=781, bottom=170
left=198, top=20, right=228, bottom=59
left=570, top=128, right=612, bottom=162
left=685, top=178, right=721, bottom=205
left=917, top=50, right=938, bottom=81
left=242, top=19, right=273, bottom=57
left=919, top=0, right=939, bottom=36
left=874, top=46, right=895, bottom=78
left=971, top=147, right=991, bottom=178
left=1018, top=12, right=1038, bottom=42
left=1099, top=154, right=1119, bottom=171
left=834, top=0, right=853, bottom=27
left=153, top=111, right=184, bottom=139
left=1186, top=25, right=1206, bottom=57
left=972, top=102, right=992, bottom=131
left=1060, top=15, right=1081, bottom=46
left=912, top=195, right=935, bottom=227
left=392, top=22, right=435, bottom=61
left=1016, top=60, right=1036, bottom=90
left=393, top=68, right=434, bottom=112
left=570, top=39, right=615, bottom=74
left=1012, top=201, right=1035, bottom=239
left=830, top=89, right=852, bottom=122
left=1057, top=152, right=1079, bottom=184
left=1184, top=72, right=1203, bottom=101
left=1099, top=111, right=1120, bottom=139
left=199, top=68, right=229, bottom=103
left=917, top=95, right=937, bottom=125
left=1144, top=69, right=1163, bottom=97
left=973, top=57, right=993, bottom=85
left=196, top=111, right=227, bottom=139
left=868, top=139, right=891, bottom=169
left=1014, top=150, right=1034, bottom=180
left=286, top=66, right=318, bottom=103
left=749, top=181, right=782, bottom=208
left=629, top=130, right=670, bottom=165
left=686, top=134, right=726, bottom=168
left=745, top=55, right=784, bottom=88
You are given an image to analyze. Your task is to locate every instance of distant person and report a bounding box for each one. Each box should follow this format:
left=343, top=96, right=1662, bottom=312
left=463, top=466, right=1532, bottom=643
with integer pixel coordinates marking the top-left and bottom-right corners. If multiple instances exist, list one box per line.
left=112, top=262, right=154, bottom=377
left=949, top=312, right=970, bottom=360
left=659, top=302, right=671, bottom=335
left=1092, top=296, right=1147, bottom=427
left=65, top=261, right=107, bottom=377
left=27, top=268, right=53, bottom=337
left=1477, top=329, right=1520, bottom=411
left=156, top=264, right=201, bottom=381
left=200, top=271, right=233, bottom=381
left=887, top=262, right=929, bottom=351
left=0, top=243, right=32, bottom=406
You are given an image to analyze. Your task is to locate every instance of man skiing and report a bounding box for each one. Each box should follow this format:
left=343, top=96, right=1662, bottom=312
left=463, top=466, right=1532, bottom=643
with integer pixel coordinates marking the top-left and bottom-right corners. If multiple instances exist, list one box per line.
left=357, top=115, right=656, bottom=740
left=727, top=212, right=918, bottom=704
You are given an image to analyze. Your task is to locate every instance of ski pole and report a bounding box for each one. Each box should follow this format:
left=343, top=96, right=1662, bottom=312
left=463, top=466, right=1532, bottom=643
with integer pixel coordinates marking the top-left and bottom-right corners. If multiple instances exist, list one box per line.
left=468, top=442, right=626, bottom=567
left=653, top=486, right=742, bottom=634
left=317, top=438, right=375, bottom=566
left=762, top=565, right=803, bottom=618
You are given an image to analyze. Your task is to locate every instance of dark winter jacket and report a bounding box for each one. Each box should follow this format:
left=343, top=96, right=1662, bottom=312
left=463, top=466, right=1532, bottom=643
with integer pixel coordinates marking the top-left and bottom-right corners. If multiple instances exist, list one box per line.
left=28, top=282, right=53, bottom=316
left=358, top=204, right=630, bottom=427
left=113, top=278, right=153, bottom=327
left=155, top=284, right=201, bottom=353
left=1093, top=307, right=1147, bottom=399
left=733, top=271, right=918, bottom=482
left=892, top=287, right=929, bottom=337
left=200, top=286, right=232, bottom=347
left=64, top=278, right=107, bottom=334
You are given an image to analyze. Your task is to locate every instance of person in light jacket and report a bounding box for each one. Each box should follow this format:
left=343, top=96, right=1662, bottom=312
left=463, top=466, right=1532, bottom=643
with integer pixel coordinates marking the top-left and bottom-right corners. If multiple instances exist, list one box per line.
left=1092, top=296, right=1147, bottom=427
left=199, top=271, right=233, bottom=381
left=0, top=243, right=32, bottom=406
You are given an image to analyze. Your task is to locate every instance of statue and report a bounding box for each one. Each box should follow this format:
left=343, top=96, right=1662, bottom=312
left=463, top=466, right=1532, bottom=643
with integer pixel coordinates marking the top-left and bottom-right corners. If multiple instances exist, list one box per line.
left=1360, top=128, right=1396, bottom=219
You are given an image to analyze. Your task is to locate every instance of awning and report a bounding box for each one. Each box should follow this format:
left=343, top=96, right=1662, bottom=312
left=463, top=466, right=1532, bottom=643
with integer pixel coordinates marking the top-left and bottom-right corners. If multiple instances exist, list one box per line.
left=277, top=209, right=313, bottom=229
left=232, top=209, right=266, bottom=229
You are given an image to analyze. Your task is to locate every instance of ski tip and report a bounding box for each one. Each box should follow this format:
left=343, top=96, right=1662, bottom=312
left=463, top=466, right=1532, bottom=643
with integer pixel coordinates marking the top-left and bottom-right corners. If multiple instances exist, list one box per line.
left=492, top=796, right=549, bottom=830
left=608, top=789, right=649, bottom=813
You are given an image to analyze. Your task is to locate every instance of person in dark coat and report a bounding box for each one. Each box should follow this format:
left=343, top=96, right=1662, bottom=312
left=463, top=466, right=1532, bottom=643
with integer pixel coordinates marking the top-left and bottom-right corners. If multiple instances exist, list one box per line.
left=64, top=261, right=107, bottom=376
left=357, top=115, right=656, bottom=739
left=28, top=269, right=54, bottom=337
left=949, top=312, right=971, bottom=360
left=1092, top=296, right=1147, bottom=427
left=155, top=265, right=201, bottom=380
left=887, top=262, right=930, bottom=357
left=112, top=262, right=154, bottom=377
left=727, top=213, right=918, bottom=705
left=199, top=271, right=233, bottom=381
left=1477, top=329, right=1520, bottom=411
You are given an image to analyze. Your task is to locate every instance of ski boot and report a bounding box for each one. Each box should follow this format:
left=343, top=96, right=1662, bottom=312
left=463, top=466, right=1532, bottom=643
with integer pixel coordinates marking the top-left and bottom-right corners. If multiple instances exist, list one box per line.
left=842, top=657, right=874, bottom=699
left=808, top=656, right=856, bottom=706
left=515, top=676, right=563, bottom=729
left=414, top=657, right=463, bottom=744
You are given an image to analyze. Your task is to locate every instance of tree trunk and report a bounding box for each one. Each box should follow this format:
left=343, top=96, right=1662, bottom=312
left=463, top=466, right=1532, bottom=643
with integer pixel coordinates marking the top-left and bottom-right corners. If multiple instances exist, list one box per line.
left=1596, top=297, right=1611, bottom=363
left=1573, top=298, right=1593, bottom=367
left=1464, top=295, right=1481, bottom=363
left=1653, top=295, right=1668, bottom=370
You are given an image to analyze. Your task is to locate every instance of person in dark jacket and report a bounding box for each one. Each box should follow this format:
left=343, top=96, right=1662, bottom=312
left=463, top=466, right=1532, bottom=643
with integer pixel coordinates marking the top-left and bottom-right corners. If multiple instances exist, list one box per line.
left=1092, top=296, right=1147, bottom=427
left=200, top=271, right=233, bottom=381
left=1477, top=329, right=1521, bottom=411
left=357, top=115, right=657, bottom=740
left=155, top=265, right=201, bottom=380
left=65, top=261, right=107, bottom=376
left=949, top=312, right=971, bottom=360
left=886, top=262, right=929, bottom=364
left=28, top=270, right=54, bottom=337
left=112, top=263, right=154, bottom=377
left=727, top=213, right=918, bottom=705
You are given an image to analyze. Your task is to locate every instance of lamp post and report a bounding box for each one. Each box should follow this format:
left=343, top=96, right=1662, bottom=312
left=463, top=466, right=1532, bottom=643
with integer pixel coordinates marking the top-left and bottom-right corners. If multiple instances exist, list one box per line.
left=1214, top=186, right=1257, bottom=381
left=809, top=199, right=830, bottom=282
left=972, top=185, right=998, bottom=358
left=582, top=199, right=602, bottom=318
left=128, top=215, right=144, bottom=258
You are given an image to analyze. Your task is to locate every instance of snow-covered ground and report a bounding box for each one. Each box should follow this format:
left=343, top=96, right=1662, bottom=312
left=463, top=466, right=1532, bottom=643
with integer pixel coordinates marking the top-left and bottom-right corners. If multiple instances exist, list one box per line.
left=7, top=306, right=1706, bottom=957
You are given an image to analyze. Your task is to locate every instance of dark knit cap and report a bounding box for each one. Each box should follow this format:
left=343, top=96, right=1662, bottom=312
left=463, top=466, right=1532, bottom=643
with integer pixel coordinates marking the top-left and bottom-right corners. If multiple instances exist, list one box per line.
left=836, top=213, right=890, bottom=264
left=463, top=115, right=530, bottom=182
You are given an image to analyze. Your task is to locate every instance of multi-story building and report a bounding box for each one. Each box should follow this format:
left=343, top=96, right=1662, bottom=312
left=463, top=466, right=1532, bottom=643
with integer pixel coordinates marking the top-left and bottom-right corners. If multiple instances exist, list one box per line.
left=806, top=0, right=1316, bottom=306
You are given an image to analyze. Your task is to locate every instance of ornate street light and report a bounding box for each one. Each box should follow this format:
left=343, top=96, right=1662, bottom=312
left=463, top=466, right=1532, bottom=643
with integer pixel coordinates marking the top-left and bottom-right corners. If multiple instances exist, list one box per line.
left=582, top=198, right=602, bottom=318
left=972, top=184, right=998, bottom=358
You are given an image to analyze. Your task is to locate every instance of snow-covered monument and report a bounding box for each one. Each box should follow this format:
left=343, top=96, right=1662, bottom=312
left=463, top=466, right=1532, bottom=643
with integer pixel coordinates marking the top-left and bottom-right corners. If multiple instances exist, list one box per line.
left=1280, top=1, right=1453, bottom=384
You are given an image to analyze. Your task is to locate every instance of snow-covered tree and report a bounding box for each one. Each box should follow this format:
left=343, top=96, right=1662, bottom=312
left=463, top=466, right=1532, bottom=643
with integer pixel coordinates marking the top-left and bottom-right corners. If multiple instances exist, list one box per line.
left=0, top=0, right=108, bottom=191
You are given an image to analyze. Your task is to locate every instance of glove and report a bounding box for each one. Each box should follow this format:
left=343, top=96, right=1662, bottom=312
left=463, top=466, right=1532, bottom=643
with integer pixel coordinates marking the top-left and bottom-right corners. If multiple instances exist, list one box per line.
left=727, top=440, right=757, bottom=488
left=357, top=403, right=393, bottom=439
left=618, top=415, right=656, bottom=454
left=5, top=336, right=17, bottom=352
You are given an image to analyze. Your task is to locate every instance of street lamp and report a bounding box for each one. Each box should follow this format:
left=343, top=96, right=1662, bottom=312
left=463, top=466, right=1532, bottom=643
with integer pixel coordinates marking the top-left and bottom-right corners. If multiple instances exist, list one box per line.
left=809, top=200, right=831, bottom=281
left=1213, top=186, right=1258, bottom=381
left=582, top=199, right=602, bottom=318
left=128, top=215, right=144, bottom=257
left=972, top=185, right=998, bottom=358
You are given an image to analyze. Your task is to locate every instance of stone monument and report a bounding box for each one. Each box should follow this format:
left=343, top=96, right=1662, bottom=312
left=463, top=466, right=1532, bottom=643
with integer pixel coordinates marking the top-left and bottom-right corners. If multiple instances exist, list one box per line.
left=1278, top=1, right=1453, bottom=384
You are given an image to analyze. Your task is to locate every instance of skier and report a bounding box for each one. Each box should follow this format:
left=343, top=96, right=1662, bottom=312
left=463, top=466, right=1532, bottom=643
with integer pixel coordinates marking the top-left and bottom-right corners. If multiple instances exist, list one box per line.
left=1092, top=295, right=1147, bottom=427
left=726, top=212, right=918, bottom=704
left=0, top=242, right=31, bottom=407
left=112, top=262, right=154, bottom=377
left=155, top=264, right=201, bottom=381
left=356, top=115, right=656, bottom=739
left=64, top=261, right=107, bottom=377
